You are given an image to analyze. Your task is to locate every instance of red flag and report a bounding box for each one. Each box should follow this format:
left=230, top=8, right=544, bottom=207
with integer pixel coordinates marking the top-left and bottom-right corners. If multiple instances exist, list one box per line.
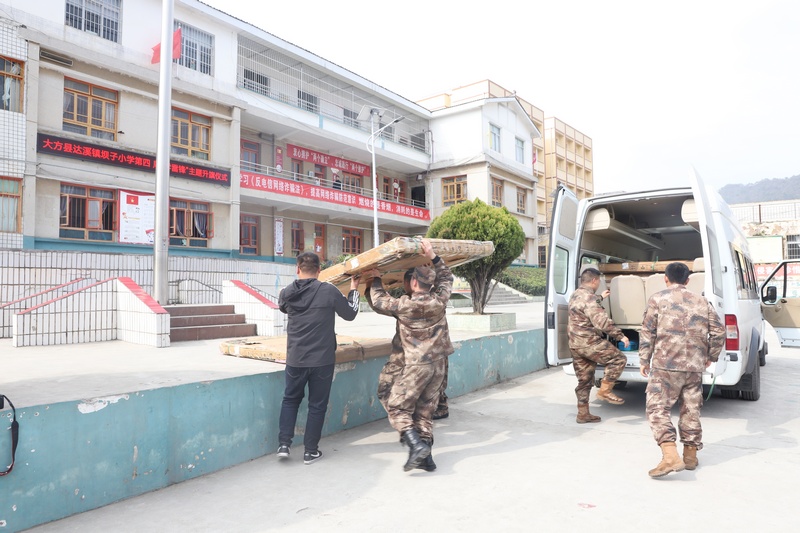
left=151, top=28, right=182, bottom=64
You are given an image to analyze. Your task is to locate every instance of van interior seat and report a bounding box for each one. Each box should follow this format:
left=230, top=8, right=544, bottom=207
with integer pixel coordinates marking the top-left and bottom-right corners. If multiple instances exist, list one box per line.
left=609, top=275, right=646, bottom=327
left=687, top=257, right=705, bottom=295
left=644, top=273, right=667, bottom=301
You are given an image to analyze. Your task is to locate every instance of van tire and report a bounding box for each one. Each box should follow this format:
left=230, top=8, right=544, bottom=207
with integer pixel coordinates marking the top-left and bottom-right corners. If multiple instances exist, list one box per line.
left=741, top=362, right=761, bottom=401
left=720, top=389, right=739, bottom=400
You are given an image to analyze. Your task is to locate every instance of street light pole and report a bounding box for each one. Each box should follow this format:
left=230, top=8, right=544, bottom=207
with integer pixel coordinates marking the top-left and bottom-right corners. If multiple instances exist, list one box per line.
left=366, top=112, right=404, bottom=248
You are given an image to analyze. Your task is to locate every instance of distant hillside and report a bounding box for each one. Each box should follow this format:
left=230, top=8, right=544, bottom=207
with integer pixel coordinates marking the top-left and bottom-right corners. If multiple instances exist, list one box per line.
left=719, top=174, right=800, bottom=204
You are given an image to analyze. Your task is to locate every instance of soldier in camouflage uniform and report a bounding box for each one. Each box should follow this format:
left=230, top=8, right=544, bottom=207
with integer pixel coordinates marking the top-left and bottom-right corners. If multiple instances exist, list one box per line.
left=639, top=261, right=725, bottom=478
left=366, top=239, right=453, bottom=472
left=567, top=268, right=629, bottom=424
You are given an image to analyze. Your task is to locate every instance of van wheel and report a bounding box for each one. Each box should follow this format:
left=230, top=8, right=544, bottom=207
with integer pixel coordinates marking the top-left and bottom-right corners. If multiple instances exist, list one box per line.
left=720, top=389, right=739, bottom=399
left=759, top=342, right=767, bottom=367
left=741, top=362, right=761, bottom=401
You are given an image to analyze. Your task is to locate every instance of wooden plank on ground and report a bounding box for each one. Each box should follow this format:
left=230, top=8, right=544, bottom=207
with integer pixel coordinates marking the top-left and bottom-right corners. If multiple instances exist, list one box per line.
left=219, top=335, right=392, bottom=364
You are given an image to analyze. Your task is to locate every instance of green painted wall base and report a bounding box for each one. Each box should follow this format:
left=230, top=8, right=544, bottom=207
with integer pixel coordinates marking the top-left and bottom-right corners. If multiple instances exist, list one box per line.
left=0, top=328, right=544, bottom=531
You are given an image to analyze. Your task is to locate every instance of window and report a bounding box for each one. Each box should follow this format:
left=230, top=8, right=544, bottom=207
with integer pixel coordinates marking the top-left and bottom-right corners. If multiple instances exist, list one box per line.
left=314, top=224, right=325, bottom=258
left=492, top=179, right=503, bottom=207
left=63, top=78, right=118, bottom=141
left=0, top=177, right=21, bottom=232
left=489, top=124, right=501, bottom=152
left=241, top=140, right=260, bottom=172
left=169, top=199, right=213, bottom=247
left=298, top=90, right=318, bottom=113
left=342, top=173, right=361, bottom=192
left=242, top=69, right=269, bottom=96
left=517, top=187, right=526, bottom=214
left=343, top=108, right=359, bottom=128
left=515, top=137, right=525, bottom=164
left=342, top=227, right=362, bottom=255
left=171, top=108, right=211, bottom=160
left=59, top=184, right=116, bottom=241
left=538, top=246, right=547, bottom=268
left=291, top=221, right=304, bottom=256
left=442, top=176, right=467, bottom=207
left=1, top=57, right=23, bottom=112
left=65, top=0, right=120, bottom=43
left=240, top=214, right=258, bottom=255
left=383, top=232, right=393, bottom=243
left=314, top=165, right=326, bottom=186
left=175, top=22, right=213, bottom=75
left=788, top=235, right=800, bottom=260
left=382, top=177, right=392, bottom=199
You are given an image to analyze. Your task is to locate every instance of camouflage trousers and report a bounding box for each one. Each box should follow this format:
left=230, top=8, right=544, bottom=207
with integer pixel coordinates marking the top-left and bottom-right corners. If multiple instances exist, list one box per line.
left=434, top=356, right=449, bottom=416
left=378, top=355, right=449, bottom=416
left=570, top=341, right=626, bottom=404
left=385, top=358, right=447, bottom=441
left=645, top=369, right=704, bottom=449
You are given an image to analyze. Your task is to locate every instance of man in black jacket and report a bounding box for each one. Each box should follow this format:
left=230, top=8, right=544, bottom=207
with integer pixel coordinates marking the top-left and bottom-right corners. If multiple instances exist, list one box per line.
left=277, top=252, right=360, bottom=465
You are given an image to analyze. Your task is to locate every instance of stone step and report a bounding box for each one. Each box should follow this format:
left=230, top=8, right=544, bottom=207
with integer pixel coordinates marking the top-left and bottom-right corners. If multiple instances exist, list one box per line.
left=170, top=314, right=248, bottom=328
left=163, top=304, right=236, bottom=317
left=170, top=323, right=258, bottom=342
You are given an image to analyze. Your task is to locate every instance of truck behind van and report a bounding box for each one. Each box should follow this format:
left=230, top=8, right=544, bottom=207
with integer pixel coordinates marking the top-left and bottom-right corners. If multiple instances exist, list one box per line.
left=545, top=171, right=783, bottom=400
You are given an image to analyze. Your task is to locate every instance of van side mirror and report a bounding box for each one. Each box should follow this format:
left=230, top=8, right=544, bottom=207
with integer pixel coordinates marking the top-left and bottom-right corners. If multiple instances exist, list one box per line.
left=763, top=285, right=777, bottom=304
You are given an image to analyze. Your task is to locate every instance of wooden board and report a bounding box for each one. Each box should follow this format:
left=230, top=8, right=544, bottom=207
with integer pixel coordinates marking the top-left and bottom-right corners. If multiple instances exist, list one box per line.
left=318, top=237, right=495, bottom=294
left=219, top=335, right=392, bottom=364
left=598, top=260, right=694, bottom=274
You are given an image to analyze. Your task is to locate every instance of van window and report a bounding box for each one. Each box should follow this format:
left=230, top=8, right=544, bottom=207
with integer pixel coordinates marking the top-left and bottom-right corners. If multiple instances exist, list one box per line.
left=706, top=226, right=724, bottom=297
left=552, top=245, right=569, bottom=295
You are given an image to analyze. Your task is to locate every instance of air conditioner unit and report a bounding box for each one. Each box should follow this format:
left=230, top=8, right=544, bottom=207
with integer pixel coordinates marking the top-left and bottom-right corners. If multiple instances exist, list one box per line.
left=40, top=50, right=74, bottom=67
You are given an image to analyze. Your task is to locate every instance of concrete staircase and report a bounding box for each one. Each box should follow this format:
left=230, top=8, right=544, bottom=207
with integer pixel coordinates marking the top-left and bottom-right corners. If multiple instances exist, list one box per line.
left=486, top=284, right=534, bottom=306
left=165, top=304, right=257, bottom=342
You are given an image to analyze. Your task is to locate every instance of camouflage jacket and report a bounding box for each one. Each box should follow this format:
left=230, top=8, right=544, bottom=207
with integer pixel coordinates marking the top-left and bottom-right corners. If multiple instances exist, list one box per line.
left=567, top=285, right=624, bottom=350
left=639, top=284, right=725, bottom=373
left=369, top=259, right=454, bottom=365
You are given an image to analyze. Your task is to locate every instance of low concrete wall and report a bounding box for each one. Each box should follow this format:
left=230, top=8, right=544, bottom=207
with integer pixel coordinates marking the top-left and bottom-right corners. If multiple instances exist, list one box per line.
left=0, top=328, right=544, bottom=531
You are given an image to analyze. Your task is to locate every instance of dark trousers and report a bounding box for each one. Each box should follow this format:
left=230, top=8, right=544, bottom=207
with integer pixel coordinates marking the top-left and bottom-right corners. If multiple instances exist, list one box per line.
left=278, top=364, right=335, bottom=453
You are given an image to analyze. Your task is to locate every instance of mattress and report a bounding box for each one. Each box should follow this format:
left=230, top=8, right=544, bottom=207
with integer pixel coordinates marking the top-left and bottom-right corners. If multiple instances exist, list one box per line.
left=318, top=237, right=495, bottom=294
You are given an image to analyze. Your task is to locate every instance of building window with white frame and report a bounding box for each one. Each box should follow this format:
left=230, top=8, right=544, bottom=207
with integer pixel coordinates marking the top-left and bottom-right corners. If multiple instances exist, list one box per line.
left=1, top=56, right=23, bottom=113
left=489, top=124, right=501, bottom=152
left=240, top=214, right=258, bottom=255
left=515, top=137, right=525, bottom=163
left=0, top=177, right=21, bottom=233
left=65, top=0, right=121, bottom=43
left=175, top=22, right=214, bottom=75
left=788, top=235, right=800, bottom=259
left=63, top=78, right=118, bottom=140
left=516, top=187, right=526, bottom=214
left=171, top=108, right=211, bottom=160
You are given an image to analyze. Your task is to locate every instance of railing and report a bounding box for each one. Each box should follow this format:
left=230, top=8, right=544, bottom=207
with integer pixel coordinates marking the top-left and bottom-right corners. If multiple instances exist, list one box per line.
left=240, top=162, right=429, bottom=209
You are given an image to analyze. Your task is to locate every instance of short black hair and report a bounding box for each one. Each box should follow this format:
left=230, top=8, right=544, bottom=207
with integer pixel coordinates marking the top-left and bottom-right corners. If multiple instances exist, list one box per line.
left=665, top=262, right=690, bottom=285
left=580, top=267, right=601, bottom=284
left=296, top=252, right=320, bottom=274
left=404, top=268, right=414, bottom=283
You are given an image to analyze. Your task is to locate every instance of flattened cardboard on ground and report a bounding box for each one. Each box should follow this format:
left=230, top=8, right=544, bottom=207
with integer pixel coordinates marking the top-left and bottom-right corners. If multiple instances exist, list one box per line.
left=319, top=237, right=494, bottom=295
left=219, top=335, right=391, bottom=364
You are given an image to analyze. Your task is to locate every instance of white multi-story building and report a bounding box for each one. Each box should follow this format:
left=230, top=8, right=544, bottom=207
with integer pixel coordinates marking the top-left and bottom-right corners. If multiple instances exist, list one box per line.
left=0, top=0, right=432, bottom=264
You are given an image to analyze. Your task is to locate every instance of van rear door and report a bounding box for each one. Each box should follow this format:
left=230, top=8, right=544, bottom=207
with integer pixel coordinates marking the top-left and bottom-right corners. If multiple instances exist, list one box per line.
left=546, top=185, right=579, bottom=366
left=760, top=259, right=800, bottom=348
left=689, top=169, right=728, bottom=375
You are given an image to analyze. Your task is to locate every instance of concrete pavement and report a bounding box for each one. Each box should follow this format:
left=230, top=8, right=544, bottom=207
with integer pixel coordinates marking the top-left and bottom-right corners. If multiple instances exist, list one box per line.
left=21, top=316, right=800, bottom=532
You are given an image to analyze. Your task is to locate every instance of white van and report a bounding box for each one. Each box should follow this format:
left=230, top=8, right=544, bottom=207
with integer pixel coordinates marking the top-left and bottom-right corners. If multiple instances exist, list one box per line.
left=545, top=171, right=777, bottom=401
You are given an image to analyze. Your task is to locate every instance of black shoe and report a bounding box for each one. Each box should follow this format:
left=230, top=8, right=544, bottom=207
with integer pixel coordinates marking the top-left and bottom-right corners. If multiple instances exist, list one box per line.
left=304, top=450, right=323, bottom=465
left=277, top=445, right=290, bottom=459
left=416, top=454, right=437, bottom=472
left=401, top=429, right=431, bottom=472
left=432, top=411, right=449, bottom=420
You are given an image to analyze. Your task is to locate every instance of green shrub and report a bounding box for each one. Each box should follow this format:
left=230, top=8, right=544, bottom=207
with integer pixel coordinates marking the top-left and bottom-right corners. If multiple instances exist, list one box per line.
left=496, top=266, right=546, bottom=296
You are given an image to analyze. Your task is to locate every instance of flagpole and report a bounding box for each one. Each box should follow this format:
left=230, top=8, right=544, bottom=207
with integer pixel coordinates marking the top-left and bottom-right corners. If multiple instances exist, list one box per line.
left=154, top=0, right=175, bottom=305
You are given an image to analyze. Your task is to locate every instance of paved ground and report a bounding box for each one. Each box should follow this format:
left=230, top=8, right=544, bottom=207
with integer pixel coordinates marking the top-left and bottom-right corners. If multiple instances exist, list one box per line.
left=20, top=307, right=800, bottom=533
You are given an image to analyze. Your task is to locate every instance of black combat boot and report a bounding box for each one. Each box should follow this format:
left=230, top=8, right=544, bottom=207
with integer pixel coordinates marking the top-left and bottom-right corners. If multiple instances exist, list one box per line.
left=401, top=428, right=431, bottom=472
left=416, top=436, right=436, bottom=472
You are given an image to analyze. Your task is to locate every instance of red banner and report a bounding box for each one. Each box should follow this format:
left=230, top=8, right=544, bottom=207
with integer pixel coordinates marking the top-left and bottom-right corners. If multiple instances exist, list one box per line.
left=286, top=144, right=370, bottom=176
left=240, top=171, right=429, bottom=221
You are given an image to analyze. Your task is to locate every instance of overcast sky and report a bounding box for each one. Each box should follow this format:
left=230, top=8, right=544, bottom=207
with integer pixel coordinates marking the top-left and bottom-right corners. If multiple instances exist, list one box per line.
left=202, top=0, right=800, bottom=194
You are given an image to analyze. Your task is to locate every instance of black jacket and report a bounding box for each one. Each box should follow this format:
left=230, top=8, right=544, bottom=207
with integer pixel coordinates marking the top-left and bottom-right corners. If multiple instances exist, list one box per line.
left=279, top=278, right=359, bottom=367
